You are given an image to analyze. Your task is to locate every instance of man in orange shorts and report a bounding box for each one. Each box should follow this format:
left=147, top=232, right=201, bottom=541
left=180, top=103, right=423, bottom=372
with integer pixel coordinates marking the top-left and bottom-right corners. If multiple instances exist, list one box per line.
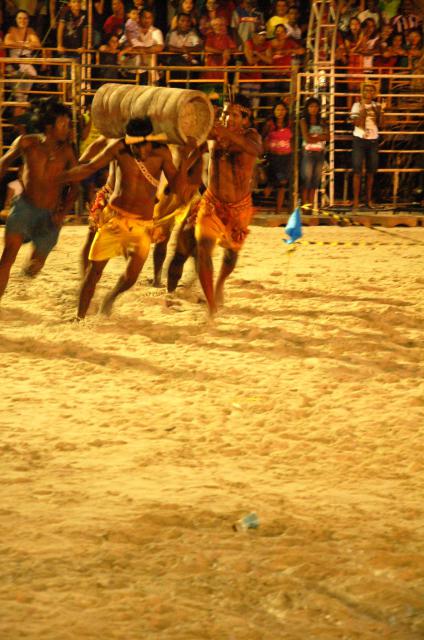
left=168, top=94, right=262, bottom=316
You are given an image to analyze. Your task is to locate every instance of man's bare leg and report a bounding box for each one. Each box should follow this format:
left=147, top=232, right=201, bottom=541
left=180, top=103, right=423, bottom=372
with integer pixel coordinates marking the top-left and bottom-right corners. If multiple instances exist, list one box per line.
left=167, top=225, right=196, bottom=293
left=0, top=233, right=24, bottom=299
left=197, top=236, right=217, bottom=316
left=215, top=248, right=238, bottom=307
left=23, top=248, right=48, bottom=277
left=100, top=251, right=146, bottom=316
left=77, top=259, right=108, bottom=319
left=152, top=236, right=170, bottom=287
left=81, top=230, right=96, bottom=276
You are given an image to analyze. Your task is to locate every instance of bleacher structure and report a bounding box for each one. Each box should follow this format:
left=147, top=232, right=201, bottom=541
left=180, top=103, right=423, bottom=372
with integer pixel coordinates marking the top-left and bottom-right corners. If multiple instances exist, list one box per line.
left=0, top=1, right=423, bottom=224
left=295, top=0, right=424, bottom=218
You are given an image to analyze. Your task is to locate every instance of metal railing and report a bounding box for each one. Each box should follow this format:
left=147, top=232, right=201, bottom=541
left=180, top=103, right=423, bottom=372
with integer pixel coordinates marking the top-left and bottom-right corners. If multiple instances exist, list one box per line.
left=1, top=51, right=423, bottom=211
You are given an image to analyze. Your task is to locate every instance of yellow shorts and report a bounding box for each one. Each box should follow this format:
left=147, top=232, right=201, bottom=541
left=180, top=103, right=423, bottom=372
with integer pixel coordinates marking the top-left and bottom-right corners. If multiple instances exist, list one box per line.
left=153, top=191, right=201, bottom=243
left=89, top=208, right=154, bottom=262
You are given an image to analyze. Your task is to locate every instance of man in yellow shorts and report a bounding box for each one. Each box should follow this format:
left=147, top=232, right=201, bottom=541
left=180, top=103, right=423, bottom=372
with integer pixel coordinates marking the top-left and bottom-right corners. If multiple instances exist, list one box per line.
left=59, top=117, right=197, bottom=319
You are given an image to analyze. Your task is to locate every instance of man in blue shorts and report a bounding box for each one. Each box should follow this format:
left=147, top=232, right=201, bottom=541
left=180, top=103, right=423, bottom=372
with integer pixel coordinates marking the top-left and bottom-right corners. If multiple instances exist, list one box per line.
left=0, top=99, right=78, bottom=300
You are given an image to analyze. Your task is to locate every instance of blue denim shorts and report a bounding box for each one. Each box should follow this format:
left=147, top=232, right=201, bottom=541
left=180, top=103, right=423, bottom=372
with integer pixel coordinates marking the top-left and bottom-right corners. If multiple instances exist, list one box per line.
left=6, top=195, right=59, bottom=256
left=301, top=151, right=325, bottom=189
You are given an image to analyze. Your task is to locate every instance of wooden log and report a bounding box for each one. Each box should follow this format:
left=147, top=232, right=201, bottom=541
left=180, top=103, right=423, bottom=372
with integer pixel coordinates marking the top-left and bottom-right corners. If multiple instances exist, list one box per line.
left=91, top=84, right=214, bottom=144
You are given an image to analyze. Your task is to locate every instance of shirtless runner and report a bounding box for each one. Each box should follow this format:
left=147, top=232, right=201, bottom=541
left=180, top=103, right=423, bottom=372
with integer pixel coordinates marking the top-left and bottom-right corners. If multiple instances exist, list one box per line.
left=168, top=94, right=262, bottom=316
left=0, top=99, right=78, bottom=301
left=59, top=116, right=198, bottom=319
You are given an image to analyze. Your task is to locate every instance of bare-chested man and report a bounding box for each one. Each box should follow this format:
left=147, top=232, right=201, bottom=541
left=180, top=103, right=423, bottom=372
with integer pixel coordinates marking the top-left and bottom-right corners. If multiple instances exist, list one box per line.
left=168, top=94, right=262, bottom=316
left=0, top=100, right=78, bottom=300
left=59, top=116, right=198, bottom=319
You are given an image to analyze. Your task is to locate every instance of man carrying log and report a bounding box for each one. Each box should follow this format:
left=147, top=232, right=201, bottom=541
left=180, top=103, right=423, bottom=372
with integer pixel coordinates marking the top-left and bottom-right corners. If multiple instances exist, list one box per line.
left=167, top=94, right=262, bottom=316
left=59, top=116, right=198, bottom=319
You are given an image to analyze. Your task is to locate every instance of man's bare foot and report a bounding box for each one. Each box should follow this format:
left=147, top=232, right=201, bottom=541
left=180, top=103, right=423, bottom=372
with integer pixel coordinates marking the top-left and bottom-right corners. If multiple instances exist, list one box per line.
left=23, top=262, right=43, bottom=278
left=208, top=304, right=218, bottom=318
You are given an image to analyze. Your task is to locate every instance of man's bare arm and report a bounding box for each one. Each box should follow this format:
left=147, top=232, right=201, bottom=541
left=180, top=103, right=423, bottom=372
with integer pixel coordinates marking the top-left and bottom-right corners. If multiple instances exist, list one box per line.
left=78, top=135, right=109, bottom=162
left=164, top=139, right=203, bottom=199
left=212, top=125, right=263, bottom=156
left=59, top=140, right=123, bottom=183
left=60, top=146, right=80, bottom=212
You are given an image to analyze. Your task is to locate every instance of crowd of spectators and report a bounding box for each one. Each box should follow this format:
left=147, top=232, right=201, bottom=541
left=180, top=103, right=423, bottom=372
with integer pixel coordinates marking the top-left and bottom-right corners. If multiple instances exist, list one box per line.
left=0, top=0, right=423, bottom=211
left=1, top=1, right=422, bottom=99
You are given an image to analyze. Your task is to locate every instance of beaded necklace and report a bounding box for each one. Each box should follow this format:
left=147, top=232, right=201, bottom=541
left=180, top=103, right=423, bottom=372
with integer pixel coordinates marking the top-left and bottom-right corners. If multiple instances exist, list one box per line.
left=134, top=158, right=159, bottom=188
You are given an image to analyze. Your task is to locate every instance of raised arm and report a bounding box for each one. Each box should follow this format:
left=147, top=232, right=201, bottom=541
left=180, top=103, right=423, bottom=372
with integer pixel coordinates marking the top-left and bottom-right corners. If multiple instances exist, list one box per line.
left=211, top=125, right=263, bottom=156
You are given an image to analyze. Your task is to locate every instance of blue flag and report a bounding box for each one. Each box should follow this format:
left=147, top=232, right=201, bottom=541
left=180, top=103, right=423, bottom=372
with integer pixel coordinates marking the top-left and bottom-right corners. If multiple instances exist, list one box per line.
left=284, top=206, right=303, bottom=244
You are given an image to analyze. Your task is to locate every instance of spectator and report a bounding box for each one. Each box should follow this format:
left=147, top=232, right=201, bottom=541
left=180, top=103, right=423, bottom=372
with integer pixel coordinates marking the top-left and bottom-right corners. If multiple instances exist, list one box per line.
left=262, top=100, right=293, bottom=213
left=266, top=0, right=289, bottom=40
left=357, top=18, right=381, bottom=73
left=350, top=82, right=385, bottom=209
left=270, top=23, right=304, bottom=77
left=405, top=28, right=423, bottom=69
left=165, top=11, right=202, bottom=87
left=4, top=9, right=42, bottom=104
left=240, top=24, right=271, bottom=111
left=124, top=7, right=142, bottom=47
left=10, top=1, right=37, bottom=29
left=92, top=0, right=106, bottom=48
left=358, top=0, right=381, bottom=28
left=122, top=9, right=164, bottom=84
left=285, top=6, right=302, bottom=41
left=203, top=16, right=237, bottom=96
left=231, top=0, right=264, bottom=50
left=170, top=0, right=198, bottom=31
left=97, top=33, right=124, bottom=80
left=343, top=16, right=365, bottom=106
left=377, top=21, right=394, bottom=50
left=392, top=0, right=423, bottom=35
left=300, top=96, right=329, bottom=206
left=199, top=0, right=233, bottom=38
left=4, top=8, right=41, bottom=53
left=375, top=30, right=406, bottom=69
left=339, top=0, right=361, bottom=34
left=57, top=0, right=87, bottom=57
left=102, top=0, right=125, bottom=39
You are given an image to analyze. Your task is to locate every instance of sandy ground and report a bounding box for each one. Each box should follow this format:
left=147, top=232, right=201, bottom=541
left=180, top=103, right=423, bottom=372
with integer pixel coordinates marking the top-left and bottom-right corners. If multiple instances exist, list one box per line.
left=1, top=223, right=424, bottom=640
